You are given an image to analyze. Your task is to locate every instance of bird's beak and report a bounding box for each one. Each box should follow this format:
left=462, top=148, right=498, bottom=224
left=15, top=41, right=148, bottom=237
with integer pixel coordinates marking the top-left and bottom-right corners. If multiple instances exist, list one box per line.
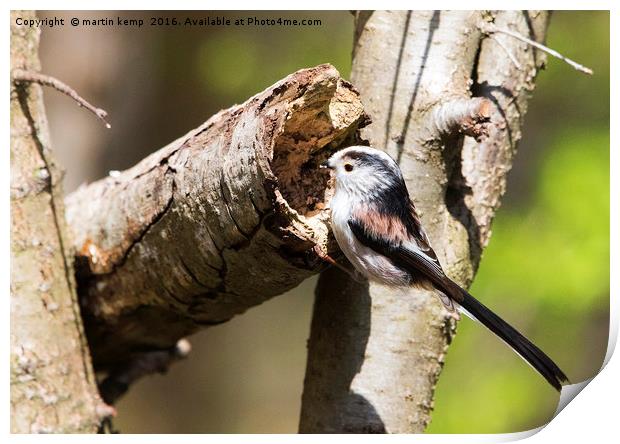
left=320, top=159, right=332, bottom=169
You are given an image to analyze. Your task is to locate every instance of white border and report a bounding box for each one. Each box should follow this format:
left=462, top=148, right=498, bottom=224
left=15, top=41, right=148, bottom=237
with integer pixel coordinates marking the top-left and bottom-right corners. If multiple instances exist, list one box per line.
left=3, top=2, right=616, bottom=441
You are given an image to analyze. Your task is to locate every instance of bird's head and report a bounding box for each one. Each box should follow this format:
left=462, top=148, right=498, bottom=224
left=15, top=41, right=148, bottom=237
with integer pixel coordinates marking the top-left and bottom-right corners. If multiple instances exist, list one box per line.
left=322, top=146, right=404, bottom=201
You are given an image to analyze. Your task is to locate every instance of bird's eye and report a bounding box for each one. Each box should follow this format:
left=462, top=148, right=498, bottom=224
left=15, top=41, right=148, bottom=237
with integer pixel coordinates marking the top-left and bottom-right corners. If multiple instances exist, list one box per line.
left=344, top=163, right=354, bottom=172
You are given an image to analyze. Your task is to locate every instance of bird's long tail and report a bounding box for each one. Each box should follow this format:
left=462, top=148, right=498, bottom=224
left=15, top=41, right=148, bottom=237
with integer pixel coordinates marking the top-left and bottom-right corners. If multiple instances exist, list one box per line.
left=449, top=283, right=569, bottom=391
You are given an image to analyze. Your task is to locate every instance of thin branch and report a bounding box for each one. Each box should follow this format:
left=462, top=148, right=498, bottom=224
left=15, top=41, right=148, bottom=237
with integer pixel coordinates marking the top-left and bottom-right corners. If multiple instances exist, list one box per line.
left=11, top=69, right=112, bottom=128
left=480, top=22, right=593, bottom=75
left=491, top=35, right=522, bottom=70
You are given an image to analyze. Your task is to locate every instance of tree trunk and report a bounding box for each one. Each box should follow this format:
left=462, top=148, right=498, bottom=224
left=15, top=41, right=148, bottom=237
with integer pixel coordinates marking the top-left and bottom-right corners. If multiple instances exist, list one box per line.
left=65, top=64, right=367, bottom=371
left=10, top=10, right=105, bottom=433
left=299, top=10, right=549, bottom=433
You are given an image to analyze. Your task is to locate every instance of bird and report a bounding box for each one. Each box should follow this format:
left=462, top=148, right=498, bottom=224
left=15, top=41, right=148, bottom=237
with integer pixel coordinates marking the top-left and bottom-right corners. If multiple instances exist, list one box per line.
left=321, top=145, right=569, bottom=391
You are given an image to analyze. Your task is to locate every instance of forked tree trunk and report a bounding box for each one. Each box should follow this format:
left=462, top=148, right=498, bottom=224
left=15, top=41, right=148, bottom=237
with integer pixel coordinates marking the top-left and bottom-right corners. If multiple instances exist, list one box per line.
left=10, top=10, right=105, bottom=433
left=11, top=8, right=552, bottom=432
left=299, top=10, right=549, bottom=433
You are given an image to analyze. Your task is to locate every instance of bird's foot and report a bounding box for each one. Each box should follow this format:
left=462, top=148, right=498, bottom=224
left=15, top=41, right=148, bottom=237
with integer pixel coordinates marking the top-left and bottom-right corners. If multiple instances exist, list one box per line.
left=312, top=245, right=365, bottom=283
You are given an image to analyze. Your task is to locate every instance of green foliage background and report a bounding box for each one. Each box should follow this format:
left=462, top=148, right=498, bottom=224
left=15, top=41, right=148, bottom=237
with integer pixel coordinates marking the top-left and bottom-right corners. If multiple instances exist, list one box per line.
left=40, top=10, right=609, bottom=433
left=429, top=11, right=610, bottom=432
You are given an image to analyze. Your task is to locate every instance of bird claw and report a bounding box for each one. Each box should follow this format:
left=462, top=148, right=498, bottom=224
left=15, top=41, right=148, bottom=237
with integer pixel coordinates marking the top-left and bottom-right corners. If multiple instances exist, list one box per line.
left=312, top=245, right=366, bottom=283
left=446, top=309, right=461, bottom=322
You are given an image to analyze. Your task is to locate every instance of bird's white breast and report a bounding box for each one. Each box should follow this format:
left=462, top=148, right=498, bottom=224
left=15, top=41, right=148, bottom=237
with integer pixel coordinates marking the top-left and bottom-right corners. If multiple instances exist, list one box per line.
left=330, top=191, right=411, bottom=286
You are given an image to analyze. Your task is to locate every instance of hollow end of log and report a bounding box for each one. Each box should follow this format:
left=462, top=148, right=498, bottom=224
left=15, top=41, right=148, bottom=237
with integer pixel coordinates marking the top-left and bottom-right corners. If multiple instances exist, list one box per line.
left=272, top=80, right=365, bottom=218
left=269, top=70, right=368, bottom=253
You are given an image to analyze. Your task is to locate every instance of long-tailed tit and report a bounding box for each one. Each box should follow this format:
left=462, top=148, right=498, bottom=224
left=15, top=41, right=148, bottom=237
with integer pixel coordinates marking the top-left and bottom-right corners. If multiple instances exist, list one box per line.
left=323, top=146, right=568, bottom=391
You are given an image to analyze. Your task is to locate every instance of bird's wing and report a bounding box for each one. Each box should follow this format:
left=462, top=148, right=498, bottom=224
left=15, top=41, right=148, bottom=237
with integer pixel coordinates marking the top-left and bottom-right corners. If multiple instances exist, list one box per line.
left=347, top=216, right=462, bottom=301
left=400, top=203, right=441, bottom=265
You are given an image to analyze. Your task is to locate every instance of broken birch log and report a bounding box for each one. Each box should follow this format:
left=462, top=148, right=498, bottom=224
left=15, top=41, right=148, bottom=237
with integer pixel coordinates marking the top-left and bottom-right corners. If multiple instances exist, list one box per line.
left=65, top=64, right=367, bottom=370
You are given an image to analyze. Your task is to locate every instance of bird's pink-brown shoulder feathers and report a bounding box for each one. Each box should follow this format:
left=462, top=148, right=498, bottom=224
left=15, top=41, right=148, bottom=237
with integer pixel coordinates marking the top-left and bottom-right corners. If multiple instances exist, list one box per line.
left=352, top=204, right=409, bottom=243
left=352, top=201, right=439, bottom=265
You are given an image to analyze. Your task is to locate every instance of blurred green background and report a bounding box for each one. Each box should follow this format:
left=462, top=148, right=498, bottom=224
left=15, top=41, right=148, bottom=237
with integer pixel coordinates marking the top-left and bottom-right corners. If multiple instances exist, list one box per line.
left=38, top=11, right=609, bottom=433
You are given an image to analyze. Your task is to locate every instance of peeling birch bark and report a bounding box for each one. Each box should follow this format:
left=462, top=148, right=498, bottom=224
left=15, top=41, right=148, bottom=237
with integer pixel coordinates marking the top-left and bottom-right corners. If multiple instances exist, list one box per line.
left=65, top=64, right=367, bottom=370
left=10, top=10, right=105, bottom=433
left=300, top=10, right=549, bottom=433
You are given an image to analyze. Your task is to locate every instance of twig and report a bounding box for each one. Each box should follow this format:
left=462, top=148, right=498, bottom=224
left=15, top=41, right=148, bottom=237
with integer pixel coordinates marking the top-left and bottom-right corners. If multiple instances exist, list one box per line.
left=12, top=69, right=112, bottom=128
left=480, top=22, right=593, bottom=75
left=491, top=35, right=522, bottom=70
